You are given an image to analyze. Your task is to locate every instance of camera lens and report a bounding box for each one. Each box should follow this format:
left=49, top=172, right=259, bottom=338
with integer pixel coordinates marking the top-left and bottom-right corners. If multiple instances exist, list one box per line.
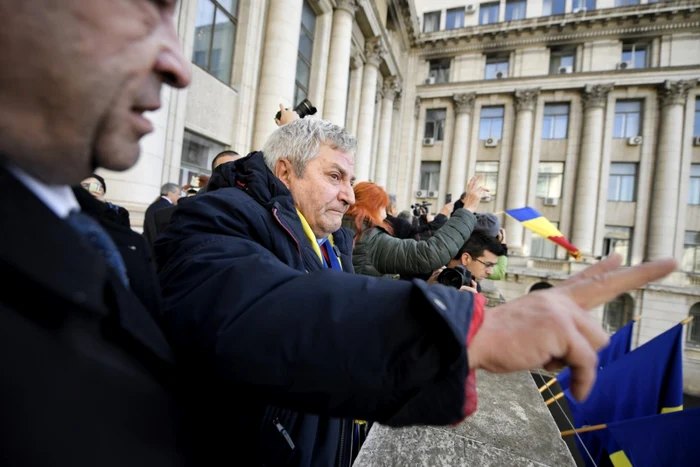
left=437, top=268, right=465, bottom=289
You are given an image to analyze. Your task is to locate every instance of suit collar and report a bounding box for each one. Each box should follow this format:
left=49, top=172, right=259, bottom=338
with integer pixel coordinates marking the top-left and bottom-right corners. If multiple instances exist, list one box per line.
left=6, top=163, right=80, bottom=218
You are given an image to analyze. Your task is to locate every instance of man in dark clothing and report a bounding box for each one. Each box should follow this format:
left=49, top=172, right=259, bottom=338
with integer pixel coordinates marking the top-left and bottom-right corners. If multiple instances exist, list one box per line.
left=0, top=0, right=192, bottom=465
left=143, top=182, right=180, bottom=247
left=452, top=191, right=467, bottom=214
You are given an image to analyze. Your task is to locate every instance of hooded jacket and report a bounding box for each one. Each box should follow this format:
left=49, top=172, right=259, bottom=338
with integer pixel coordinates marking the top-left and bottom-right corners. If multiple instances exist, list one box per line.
left=155, top=152, right=484, bottom=466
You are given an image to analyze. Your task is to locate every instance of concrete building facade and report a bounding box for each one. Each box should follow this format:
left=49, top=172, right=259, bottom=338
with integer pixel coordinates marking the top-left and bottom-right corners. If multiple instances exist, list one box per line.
left=99, top=0, right=700, bottom=394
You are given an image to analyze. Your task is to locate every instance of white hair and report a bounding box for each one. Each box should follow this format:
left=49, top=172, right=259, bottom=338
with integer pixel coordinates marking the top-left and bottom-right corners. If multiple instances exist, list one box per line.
left=262, top=118, right=356, bottom=176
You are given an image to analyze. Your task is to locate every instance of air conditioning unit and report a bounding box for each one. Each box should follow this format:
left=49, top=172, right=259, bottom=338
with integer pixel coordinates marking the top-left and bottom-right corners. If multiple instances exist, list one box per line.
left=627, top=136, right=643, bottom=146
left=573, top=7, right=587, bottom=14
left=423, top=137, right=435, bottom=146
left=559, top=66, right=573, bottom=74
left=694, top=136, right=700, bottom=147
left=415, top=190, right=427, bottom=199
left=484, top=137, right=499, bottom=147
left=617, top=61, right=633, bottom=70
left=543, top=197, right=559, bottom=206
left=427, top=191, right=438, bottom=198
left=495, top=71, right=504, bottom=79
left=465, top=4, right=476, bottom=14
left=481, top=194, right=493, bottom=202
left=425, top=76, right=436, bottom=85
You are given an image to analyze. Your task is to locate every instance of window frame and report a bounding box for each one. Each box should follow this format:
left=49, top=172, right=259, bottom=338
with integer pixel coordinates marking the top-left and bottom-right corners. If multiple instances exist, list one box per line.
left=621, top=42, right=649, bottom=69
left=423, top=10, right=441, bottom=33
left=478, top=106, right=505, bottom=140
left=694, top=98, right=700, bottom=137
left=549, top=48, right=576, bottom=74
left=484, top=57, right=509, bottom=80
left=572, top=0, right=596, bottom=10
left=479, top=2, right=501, bottom=25
left=542, top=103, right=570, bottom=140
left=613, top=100, right=642, bottom=139
left=420, top=161, right=441, bottom=192
left=475, top=161, right=499, bottom=196
left=294, top=1, right=317, bottom=106
left=687, top=303, right=700, bottom=348
left=615, top=0, right=640, bottom=6
left=542, top=0, right=566, bottom=16
left=603, top=226, right=632, bottom=266
left=603, top=294, right=634, bottom=334
left=191, top=0, right=238, bottom=85
left=428, top=59, right=451, bottom=84
left=446, top=7, right=465, bottom=29
left=424, top=108, right=447, bottom=141
left=531, top=221, right=559, bottom=259
left=683, top=231, right=700, bottom=274
left=689, top=164, right=700, bottom=205
left=608, top=163, right=637, bottom=202
left=536, top=162, right=565, bottom=199
left=505, top=0, right=527, bottom=21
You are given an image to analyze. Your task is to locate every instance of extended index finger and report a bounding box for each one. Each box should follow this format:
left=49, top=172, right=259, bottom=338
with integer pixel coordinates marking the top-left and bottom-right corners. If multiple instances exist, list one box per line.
left=563, top=258, right=676, bottom=310
left=558, top=253, right=623, bottom=288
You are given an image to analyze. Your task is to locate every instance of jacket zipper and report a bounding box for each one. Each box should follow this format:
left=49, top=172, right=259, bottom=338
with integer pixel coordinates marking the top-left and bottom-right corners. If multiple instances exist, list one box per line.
left=272, top=207, right=302, bottom=258
left=337, top=420, right=347, bottom=467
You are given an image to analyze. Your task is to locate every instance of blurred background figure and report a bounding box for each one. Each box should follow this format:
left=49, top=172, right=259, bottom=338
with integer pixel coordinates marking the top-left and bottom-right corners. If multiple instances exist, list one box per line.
left=80, top=174, right=130, bottom=228
left=143, top=183, right=180, bottom=248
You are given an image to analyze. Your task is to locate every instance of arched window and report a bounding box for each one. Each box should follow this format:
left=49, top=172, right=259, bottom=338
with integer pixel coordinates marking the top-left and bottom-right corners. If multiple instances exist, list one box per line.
left=530, top=282, right=553, bottom=293
left=603, top=294, right=634, bottom=333
left=687, top=303, right=700, bottom=348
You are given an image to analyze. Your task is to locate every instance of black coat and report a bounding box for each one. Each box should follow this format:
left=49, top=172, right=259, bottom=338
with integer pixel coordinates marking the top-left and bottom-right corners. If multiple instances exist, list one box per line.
left=0, top=166, right=187, bottom=466
left=143, top=196, right=173, bottom=247
left=155, top=152, right=479, bottom=466
left=386, top=213, right=448, bottom=240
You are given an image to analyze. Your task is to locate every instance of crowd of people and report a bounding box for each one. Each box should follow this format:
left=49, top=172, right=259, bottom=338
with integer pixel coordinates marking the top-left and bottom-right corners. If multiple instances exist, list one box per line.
left=0, top=1, right=679, bottom=466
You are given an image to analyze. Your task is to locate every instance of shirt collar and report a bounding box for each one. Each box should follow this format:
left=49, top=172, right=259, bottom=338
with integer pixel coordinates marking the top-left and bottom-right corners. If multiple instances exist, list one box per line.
left=8, top=164, right=80, bottom=219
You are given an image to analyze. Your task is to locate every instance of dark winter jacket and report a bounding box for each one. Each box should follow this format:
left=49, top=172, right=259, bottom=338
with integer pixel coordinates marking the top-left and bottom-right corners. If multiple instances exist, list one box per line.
left=386, top=213, right=448, bottom=241
left=345, top=209, right=476, bottom=279
left=154, top=152, right=483, bottom=466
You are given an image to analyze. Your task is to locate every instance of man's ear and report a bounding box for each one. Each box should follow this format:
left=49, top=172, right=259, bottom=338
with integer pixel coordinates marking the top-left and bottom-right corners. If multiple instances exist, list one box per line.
left=275, top=159, right=294, bottom=189
left=461, top=252, right=471, bottom=267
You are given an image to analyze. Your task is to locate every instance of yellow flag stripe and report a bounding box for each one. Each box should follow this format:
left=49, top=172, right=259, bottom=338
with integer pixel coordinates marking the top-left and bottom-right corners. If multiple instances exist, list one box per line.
left=661, top=405, right=683, bottom=414
left=521, top=217, right=565, bottom=240
left=609, top=450, right=633, bottom=467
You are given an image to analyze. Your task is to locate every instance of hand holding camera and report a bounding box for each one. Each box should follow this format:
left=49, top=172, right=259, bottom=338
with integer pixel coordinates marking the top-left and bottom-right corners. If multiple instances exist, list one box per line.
left=274, top=99, right=317, bottom=126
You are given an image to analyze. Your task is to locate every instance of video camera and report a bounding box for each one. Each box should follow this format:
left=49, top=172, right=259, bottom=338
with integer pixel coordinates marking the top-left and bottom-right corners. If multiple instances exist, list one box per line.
left=436, top=265, right=473, bottom=289
left=275, top=99, right=317, bottom=121
left=410, top=201, right=431, bottom=217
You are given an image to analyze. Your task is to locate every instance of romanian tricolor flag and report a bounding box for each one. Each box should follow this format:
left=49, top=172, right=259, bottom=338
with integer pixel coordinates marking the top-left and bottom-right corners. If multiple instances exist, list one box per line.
left=505, top=207, right=582, bottom=260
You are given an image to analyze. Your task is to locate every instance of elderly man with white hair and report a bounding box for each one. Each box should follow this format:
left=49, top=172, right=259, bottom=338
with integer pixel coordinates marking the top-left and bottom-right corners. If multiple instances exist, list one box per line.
left=155, top=117, right=672, bottom=466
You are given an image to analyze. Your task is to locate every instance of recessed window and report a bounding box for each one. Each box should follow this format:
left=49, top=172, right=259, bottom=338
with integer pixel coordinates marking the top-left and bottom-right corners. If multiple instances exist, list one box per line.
left=293, top=2, right=317, bottom=106
left=536, top=162, right=564, bottom=199
left=420, top=162, right=441, bottom=191
left=542, top=104, right=569, bottom=140
left=479, top=2, right=500, bottom=25
left=485, top=57, right=509, bottom=79
left=687, top=303, right=700, bottom=347
left=505, top=0, right=527, bottom=21
left=429, top=59, right=451, bottom=84
left=603, top=226, right=632, bottom=266
left=621, top=43, right=648, bottom=69
left=689, top=164, right=700, bottom=205
left=180, top=130, right=226, bottom=185
left=613, top=100, right=642, bottom=139
left=694, top=98, right=700, bottom=137
left=475, top=162, right=499, bottom=195
left=543, top=0, right=565, bottom=16
left=573, top=0, right=596, bottom=10
left=549, top=49, right=575, bottom=75
left=608, top=163, right=637, bottom=202
left=479, top=106, right=505, bottom=140
left=423, top=11, right=441, bottom=32
left=424, top=109, right=447, bottom=141
left=683, top=232, right=700, bottom=273
left=615, top=0, right=639, bottom=6
left=603, top=294, right=634, bottom=333
left=192, top=0, right=239, bottom=84
left=531, top=221, right=559, bottom=259
left=446, top=8, right=465, bottom=29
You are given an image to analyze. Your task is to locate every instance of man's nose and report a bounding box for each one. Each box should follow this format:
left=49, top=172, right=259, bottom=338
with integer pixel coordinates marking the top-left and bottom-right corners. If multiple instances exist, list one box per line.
left=155, top=20, right=191, bottom=89
left=340, top=182, right=355, bottom=205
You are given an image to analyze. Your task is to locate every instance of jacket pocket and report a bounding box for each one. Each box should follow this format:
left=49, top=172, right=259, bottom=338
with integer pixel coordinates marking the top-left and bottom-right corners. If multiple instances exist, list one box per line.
left=258, top=406, right=299, bottom=467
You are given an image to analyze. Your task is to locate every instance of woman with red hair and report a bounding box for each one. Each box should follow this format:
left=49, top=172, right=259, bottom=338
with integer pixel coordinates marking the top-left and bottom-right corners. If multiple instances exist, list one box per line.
left=343, top=178, right=487, bottom=277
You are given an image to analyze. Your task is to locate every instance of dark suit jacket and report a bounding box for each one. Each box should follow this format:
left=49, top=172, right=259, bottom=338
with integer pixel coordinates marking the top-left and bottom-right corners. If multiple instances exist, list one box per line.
left=143, top=197, right=172, bottom=248
left=0, top=166, right=187, bottom=466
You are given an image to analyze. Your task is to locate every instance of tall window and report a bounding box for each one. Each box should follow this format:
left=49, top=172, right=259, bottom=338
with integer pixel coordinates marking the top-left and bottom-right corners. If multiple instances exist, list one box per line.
left=294, top=2, right=316, bottom=106
left=613, top=100, right=642, bottom=138
left=573, top=0, right=596, bottom=10
left=446, top=8, right=465, bottom=29
left=429, top=59, right=451, bottom=84
left=531, top=221, right=558, bottom=259
left=622, top=43, right=648, bottom=69
left=505, top=0, right=527, bottom=21
left=192, top=0, right=238, bottom=84
left=543, top=0, right=565, bottom=16
left=687, top=304, right=700, bottom=347
left=694, top=98, right=700, bottom=137
left=603, top=226, right=632, bottom=266
left=479, top=106, right=505, bottom=140
left=475, top=162, right=499, bottom=195
left=549, top=49, right=575, bottom=74
left=479, top=2, right=500, bottom=25
left=423, top=11, right=441, bottom=32
left=420, top=162, right=441, bottom=192
left=424, top=109, right=446, bottom=141
left=180, top=131, right=226, bottom=186
left=603, top=294, right=634, bottom=333
left=542, top=104, right=569, bottom=139
left=485, top=57, right=509, bottom=79
left=689, top=164, right=700, bottom=205
left=536, top=162, right=564, bottom=199
left=615, top=0, right=639, bottom=6
left=683, top=231, right=700, bottom=273
left=608, top=163, right=637, bottom=202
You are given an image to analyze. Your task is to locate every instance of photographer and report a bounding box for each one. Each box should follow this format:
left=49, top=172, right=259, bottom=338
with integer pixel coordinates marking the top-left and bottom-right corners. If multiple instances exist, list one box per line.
left=386, top=197, right=452, bottom=241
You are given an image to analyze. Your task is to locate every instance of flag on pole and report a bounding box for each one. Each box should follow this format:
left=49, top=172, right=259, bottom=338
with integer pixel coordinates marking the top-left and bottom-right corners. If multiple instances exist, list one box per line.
left=565, top=324, right=684, bottom=466
left=598, top=409, right=700, bottom=467
left=505, top=207, right=581, bottom=259
left=556, top=319, right=635, bottom=391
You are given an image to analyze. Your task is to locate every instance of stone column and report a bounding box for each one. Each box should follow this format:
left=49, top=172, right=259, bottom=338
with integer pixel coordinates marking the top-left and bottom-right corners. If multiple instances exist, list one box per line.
left=647, top=80, right=697, bottom=261
left=505, top=88, right=540, bottom=253
left=345, top=53, right=364, bottom=135
left=322, top=0, right=357, bottom=126
left=252, top=0, right=304, bottom=149
left=410, top=97, right=424, bottom=196
left=571, top=84, right=614, bottom=259
left=447, top=93, right=476, bottom=198
left=374, top=78, right=401, bottom=188
left=386, top=94, right=403, bottom=193
left=355, top=37, right=385, bottom=182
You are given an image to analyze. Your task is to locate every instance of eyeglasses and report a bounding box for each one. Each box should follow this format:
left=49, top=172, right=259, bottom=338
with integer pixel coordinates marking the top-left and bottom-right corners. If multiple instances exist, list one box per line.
left=475, top=258, right=496, bottom=269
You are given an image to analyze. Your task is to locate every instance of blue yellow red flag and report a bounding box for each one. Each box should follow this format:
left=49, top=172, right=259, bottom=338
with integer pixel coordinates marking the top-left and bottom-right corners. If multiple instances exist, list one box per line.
left=505, top=207, right=581, bottom=259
